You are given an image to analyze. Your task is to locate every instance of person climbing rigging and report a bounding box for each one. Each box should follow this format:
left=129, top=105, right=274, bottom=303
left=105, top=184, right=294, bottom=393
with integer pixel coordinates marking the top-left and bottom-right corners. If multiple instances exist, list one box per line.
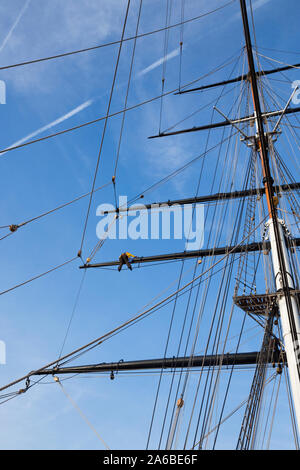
left=118, top=252, right=135, bottom=272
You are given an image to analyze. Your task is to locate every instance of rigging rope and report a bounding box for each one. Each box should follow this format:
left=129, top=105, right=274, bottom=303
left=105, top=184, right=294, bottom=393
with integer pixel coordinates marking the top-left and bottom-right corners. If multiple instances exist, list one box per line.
left=0, top=55, right=242, bottom=158
left=191, top=72, right=257, bottom=449
left=147, top=50, right=246, bottom=449
left=57, top=269, right=87, bottom=363
left=0, top=49, right=243, bottom=159
left=164, top=51, right=249, bottom=450
left=112, top=0, right=143, bottom=209
left=256, top=53, right=300, bottom=71
left=79, top=0, right=131, bottom=254
left=54, top=376, right=110, bottom=450
left=178, top=0, right=185, bottom=91
left=158, top=0, right=173, bottom=134
left=0, top=181, right=111, bottom=238
left=0, top=1, right=235, bottom=72
left=0, top=215, right=269, bottom=396
left=0, top=257, right=77, bottom=297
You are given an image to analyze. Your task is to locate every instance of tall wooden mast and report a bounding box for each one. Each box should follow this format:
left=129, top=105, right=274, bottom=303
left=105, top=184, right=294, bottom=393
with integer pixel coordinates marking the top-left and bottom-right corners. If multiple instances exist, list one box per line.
left=240, top=0, right=300, bottom=432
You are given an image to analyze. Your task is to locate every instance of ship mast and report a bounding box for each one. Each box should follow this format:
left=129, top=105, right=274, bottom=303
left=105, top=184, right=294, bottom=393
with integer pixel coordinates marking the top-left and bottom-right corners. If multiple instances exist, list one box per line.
left=239, top=0, right=300, bottom=431
left=1, top=0, right=299, bottom=449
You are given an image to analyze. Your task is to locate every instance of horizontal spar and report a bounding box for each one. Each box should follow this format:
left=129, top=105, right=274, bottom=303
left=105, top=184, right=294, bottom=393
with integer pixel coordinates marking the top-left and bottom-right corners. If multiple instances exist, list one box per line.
left=176, top=62, right=300, bottom=94
left=32, top=351, right=283, bottom=375
left=148, top=106, right=300, bottom=139
left=79, top=238, right=300, bottom=269
left=103, top=182, right=300, bottom=214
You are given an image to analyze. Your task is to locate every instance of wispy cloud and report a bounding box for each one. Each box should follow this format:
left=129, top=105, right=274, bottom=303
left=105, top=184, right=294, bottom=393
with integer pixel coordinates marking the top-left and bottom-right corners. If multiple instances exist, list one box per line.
left=0, top=0, right=125, bottom=95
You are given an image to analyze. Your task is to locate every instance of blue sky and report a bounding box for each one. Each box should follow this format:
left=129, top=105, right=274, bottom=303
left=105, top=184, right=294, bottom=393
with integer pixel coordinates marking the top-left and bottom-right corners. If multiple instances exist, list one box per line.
left=0, top=0, right=299, bottom=450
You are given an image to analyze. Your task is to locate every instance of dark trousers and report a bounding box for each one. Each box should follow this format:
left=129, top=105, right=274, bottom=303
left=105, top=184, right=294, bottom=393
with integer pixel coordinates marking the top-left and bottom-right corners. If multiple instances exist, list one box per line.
left=118, top=254, right=132, bottom=271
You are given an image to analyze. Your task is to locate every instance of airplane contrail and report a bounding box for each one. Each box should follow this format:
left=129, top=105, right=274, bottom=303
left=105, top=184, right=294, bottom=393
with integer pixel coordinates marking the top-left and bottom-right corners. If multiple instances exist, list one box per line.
left=137, top=47, right=180, bottom=77
left=137, top=0, right=270, bottom=78
left=0, top=0, right=32, bottom=54
left=251, top=0, right=271, bottom=10
left=2, top=99, right=94, bottom=155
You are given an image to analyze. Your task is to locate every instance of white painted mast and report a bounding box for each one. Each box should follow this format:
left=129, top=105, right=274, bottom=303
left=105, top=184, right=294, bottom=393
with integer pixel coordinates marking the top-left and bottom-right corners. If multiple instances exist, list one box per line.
left=240, top=0, right=300, bottom=434
left=267, top=217, right=300, bottom=425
